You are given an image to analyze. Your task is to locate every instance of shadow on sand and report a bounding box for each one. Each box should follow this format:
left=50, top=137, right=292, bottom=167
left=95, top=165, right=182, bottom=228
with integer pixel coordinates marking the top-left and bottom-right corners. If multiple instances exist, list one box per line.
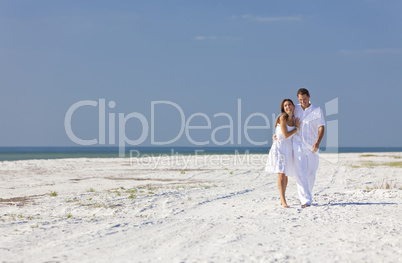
left=314, top=202, right=398, bottom=207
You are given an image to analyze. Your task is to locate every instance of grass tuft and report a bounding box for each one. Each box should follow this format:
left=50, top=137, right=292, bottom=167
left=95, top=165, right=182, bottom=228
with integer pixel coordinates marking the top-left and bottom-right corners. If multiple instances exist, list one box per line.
left=351, top=161, right=402, bottom=168
left=360, top=154, right=378, bottom=157
left=126, top=188, right=138, bottom=194
left=361, top=154, right=401, bottom=159
left=366, top=179, right=399, bottom=190
left=383, top=161, right=402, bottom=168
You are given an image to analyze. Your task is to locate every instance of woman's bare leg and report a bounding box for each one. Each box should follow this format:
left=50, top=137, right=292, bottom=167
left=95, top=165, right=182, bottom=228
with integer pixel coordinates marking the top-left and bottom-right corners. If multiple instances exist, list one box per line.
left=278, top=173, right=289, bottom=208
left=284, top=175, right=288, bottom=193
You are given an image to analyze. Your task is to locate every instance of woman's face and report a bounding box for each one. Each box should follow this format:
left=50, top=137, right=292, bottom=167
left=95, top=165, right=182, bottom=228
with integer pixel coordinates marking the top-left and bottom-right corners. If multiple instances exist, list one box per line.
left=283, top=101, right=294, bottom=114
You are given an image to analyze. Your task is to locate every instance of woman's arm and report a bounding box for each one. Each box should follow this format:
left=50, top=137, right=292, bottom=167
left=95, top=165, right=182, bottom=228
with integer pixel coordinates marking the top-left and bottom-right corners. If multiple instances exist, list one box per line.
left=279, top=116, right=300, bottom=139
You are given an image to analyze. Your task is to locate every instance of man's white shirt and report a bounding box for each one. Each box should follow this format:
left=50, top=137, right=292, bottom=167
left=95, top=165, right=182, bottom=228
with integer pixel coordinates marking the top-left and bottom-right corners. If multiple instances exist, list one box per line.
left=293, top=103, right=325, bottom=154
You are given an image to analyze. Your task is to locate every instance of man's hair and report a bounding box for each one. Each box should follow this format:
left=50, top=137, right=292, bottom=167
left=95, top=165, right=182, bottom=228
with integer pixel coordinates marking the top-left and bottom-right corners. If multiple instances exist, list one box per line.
left=297, top=88, right=310, bottom=97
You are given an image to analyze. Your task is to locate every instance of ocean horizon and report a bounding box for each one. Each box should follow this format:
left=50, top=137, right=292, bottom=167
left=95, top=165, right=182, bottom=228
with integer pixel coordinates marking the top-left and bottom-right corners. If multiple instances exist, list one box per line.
left=0, top=146, right=402, bottom=162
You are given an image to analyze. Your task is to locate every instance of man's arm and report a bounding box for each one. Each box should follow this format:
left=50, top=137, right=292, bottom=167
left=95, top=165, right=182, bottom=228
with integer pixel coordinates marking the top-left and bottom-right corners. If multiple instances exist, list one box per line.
left=312, top=126, right=325, bottom=153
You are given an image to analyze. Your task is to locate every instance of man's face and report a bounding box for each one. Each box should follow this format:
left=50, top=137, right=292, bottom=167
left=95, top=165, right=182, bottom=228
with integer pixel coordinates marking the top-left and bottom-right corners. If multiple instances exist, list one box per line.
left=298, top=94, right=310, bottom=109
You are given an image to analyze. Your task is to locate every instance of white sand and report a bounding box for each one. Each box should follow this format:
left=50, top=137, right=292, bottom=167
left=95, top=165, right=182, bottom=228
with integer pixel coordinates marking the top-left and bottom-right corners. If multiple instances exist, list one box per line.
left=0, top=153, right=401, bottom=262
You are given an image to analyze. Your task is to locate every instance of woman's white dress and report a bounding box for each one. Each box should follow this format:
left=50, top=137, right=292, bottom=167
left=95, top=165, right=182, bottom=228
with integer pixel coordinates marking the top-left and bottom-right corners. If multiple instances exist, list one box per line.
left=265, top=124, right=296, bottom=176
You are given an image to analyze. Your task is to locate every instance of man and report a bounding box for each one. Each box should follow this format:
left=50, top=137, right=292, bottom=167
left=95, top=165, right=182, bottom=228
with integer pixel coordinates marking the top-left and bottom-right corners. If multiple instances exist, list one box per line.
left=293, top=88, right=325, bottom=207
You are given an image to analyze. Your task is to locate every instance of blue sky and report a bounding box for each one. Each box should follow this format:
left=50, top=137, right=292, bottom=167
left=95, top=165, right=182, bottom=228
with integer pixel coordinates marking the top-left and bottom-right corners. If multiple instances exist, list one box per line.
left=0, top=0, right=401, bottom=147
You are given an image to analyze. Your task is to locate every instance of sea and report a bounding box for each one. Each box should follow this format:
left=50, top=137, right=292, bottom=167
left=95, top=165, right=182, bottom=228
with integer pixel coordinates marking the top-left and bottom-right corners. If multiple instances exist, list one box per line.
left=0, top=146, right=402, bottom=162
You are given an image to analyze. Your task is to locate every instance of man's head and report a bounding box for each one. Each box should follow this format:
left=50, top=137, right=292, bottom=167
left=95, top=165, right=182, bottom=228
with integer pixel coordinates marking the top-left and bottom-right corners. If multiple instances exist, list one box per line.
left=297, top=88, right=311, bottom=109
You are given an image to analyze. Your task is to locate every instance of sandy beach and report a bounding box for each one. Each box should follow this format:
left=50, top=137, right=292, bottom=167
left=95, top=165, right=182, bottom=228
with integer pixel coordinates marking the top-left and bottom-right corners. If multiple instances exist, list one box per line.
left=0, top=152, right=401, bottom=262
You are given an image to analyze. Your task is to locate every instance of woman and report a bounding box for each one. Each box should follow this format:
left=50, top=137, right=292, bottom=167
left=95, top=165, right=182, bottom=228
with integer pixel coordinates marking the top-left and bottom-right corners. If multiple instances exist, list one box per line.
left=265, top=99, right=300, bottom=208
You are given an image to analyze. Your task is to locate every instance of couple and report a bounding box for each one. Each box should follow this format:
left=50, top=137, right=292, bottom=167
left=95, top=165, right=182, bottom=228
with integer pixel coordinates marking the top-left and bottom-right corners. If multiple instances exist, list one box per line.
left=265, top=88, right=325, bottom=208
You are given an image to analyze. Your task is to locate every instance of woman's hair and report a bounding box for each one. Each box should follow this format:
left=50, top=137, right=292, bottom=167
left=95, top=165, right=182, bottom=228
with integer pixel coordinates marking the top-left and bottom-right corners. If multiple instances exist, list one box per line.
left=275, top=99, right=295, bottom=126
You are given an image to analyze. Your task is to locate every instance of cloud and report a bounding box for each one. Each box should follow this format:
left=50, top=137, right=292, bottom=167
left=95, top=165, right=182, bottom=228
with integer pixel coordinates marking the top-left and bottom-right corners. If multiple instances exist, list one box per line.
left=192, top=36, right=242, bottom=42
left=237, top=14, right=303, bottom=22
left=340, top=48, right=402, bottom=55
left=193, top=36, right=218, bottom=41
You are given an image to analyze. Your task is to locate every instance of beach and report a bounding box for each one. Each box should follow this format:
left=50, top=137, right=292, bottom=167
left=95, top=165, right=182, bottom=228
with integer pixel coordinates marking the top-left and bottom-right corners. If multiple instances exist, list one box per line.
left=0, top=152, right=401, bottom=262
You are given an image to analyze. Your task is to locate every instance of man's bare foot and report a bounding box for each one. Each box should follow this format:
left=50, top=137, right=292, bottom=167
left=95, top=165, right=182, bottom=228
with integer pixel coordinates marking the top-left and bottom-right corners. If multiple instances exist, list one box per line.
left=280, top=202, right=290, bottom=208
left=301, top=204, right=310, bottom=208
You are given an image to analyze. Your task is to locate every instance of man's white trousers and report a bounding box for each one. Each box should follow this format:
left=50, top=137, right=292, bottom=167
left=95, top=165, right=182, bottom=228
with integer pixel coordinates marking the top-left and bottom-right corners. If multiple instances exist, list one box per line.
left=294, top=151, right=319, bottom=206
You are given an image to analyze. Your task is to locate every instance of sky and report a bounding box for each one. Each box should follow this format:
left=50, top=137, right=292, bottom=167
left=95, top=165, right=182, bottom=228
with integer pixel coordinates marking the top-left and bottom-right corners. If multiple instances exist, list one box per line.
left=0, top=0, right=401, bottom=148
